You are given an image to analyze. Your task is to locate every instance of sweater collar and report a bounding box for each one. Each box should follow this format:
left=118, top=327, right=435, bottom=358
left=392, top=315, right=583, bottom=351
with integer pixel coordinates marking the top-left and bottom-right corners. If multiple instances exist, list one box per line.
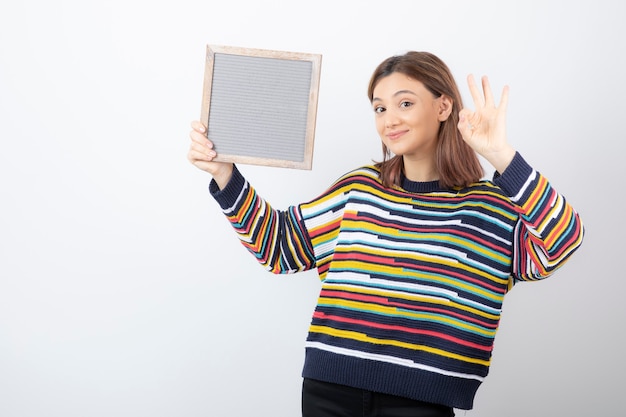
left=400, top=176, right=444, bottom=193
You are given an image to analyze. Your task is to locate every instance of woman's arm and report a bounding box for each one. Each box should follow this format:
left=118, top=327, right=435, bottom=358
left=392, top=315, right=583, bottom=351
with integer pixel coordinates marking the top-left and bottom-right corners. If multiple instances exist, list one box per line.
left=188, top=120, right=317, bottom=274
left=210, top=165, right=317, bottom=274
left=494, top=153, right=584, bottom=281
left=457, top=77, right=584, bottom=281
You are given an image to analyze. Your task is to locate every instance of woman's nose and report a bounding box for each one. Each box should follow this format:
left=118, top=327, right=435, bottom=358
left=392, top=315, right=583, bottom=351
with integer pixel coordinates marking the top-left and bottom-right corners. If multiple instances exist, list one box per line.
left=385, top=112, right=400, bottom=128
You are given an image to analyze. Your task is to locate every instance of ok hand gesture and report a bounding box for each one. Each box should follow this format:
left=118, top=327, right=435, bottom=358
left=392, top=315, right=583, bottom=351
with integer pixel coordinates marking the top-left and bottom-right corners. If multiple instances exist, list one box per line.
left=457, top=75, right=516, bottom=174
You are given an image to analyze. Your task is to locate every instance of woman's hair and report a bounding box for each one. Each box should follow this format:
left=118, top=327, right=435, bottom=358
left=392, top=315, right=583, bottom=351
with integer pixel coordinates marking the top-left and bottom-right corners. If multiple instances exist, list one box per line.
left=367, top=51, right=484, bottom=189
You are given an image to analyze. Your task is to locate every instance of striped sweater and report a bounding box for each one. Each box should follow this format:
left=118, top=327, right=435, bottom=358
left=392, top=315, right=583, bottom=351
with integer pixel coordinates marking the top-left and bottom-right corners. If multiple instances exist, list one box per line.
left=209, top=152, right=584, bottom=410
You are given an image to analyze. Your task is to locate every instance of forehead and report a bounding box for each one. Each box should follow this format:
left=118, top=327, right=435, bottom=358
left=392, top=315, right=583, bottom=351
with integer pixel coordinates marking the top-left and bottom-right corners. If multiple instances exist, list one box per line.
left=372, top=73, right=427, bottom=99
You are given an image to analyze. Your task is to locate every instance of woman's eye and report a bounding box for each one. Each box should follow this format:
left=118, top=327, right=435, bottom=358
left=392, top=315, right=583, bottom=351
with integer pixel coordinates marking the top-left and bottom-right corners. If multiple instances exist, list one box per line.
left=374, top=106, right=385, bottom=114
left=400, top=101, right=413, bottom=108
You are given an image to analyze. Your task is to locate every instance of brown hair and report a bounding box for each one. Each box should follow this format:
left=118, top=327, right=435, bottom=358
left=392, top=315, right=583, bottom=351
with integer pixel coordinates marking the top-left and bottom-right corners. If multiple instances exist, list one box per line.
left=368, top=51, right=484, bottom=189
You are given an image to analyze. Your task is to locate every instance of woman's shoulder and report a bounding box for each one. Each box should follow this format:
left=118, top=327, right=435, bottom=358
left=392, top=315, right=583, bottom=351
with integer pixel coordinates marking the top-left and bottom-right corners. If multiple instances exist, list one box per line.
left=332, top=164, right=382, bottom=185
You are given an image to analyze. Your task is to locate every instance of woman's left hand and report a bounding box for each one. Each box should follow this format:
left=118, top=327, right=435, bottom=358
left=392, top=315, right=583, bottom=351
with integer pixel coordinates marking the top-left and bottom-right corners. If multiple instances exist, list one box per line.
left=458, top=75, right=516, bottom=174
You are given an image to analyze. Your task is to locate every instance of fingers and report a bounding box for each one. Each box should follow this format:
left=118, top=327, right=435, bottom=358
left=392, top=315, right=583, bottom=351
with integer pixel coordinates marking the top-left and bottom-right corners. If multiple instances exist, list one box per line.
left=467, top=75, right=493, bottom=107
left=191, top=120, right=206, bottom=134
left=498, top=84, right=510, bottom=115
left=188, top=140, right=215, bottom=159
left=187, top=120, right=234, bottom=181
left=190, top=128, right=211, bottom=146
left=467, top=74, right=484, bottom=108
left=481, top=76, right=495, bottom=107
left=188, top=120, right=216, bottom=163
left=457, top=109, right=475, bottom=140
left=190, top=120, right=208, bottom=144
left=467, top=75, right=510, bottom=113
left=189, top=120, right=211, bottom=147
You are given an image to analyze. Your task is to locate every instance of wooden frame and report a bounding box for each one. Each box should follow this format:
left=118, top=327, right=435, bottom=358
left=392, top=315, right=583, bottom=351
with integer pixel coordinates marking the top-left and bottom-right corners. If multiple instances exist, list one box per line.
left=200, top=45, right=322, bottom=170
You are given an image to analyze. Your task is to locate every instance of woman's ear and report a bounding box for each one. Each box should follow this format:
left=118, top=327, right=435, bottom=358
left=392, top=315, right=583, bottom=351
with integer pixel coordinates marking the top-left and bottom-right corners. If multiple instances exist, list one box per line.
left=437, top=95, right=453, bottom=121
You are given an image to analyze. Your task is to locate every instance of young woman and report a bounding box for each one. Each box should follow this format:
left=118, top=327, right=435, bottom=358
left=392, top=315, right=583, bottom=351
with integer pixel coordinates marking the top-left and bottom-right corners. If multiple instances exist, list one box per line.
left=187, top=51, right=584, bottom=416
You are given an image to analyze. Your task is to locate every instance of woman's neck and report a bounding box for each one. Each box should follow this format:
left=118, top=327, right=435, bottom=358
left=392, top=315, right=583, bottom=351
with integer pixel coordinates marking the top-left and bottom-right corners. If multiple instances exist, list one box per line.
left=402, top=155, right=438, bottom=182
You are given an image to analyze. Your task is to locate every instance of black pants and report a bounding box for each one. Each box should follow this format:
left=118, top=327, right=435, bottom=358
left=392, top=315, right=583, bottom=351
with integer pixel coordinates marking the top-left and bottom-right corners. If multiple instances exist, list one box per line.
left=302, top=378, right=455, bottom=417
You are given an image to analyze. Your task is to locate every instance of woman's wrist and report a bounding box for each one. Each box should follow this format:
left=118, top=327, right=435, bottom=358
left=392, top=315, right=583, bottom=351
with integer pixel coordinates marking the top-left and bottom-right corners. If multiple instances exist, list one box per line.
left=212, top=163, right=234, bottom=190
left=486, top=146, right=516, bottom=174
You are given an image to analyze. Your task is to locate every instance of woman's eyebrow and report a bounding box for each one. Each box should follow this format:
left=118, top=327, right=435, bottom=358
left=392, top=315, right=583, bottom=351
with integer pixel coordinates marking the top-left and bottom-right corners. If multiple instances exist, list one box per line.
left=372, top=89, right=417, bottom=102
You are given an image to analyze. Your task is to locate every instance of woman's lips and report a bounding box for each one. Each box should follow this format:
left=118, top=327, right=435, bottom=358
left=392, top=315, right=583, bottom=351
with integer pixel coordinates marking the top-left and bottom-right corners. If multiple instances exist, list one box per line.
left=387, top=130, right=407, bottom=140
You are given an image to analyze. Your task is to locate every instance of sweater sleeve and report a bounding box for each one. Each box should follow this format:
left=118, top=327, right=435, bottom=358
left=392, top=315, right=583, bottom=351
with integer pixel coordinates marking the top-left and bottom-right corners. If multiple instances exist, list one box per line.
left=209, top=165, right=316, bottom=274
left=493, top=153, right=584, bottom=282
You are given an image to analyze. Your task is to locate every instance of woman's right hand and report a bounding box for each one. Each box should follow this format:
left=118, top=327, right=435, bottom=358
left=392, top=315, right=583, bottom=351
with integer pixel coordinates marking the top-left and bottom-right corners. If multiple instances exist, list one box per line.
left=187, top=120, right=234, bottom=189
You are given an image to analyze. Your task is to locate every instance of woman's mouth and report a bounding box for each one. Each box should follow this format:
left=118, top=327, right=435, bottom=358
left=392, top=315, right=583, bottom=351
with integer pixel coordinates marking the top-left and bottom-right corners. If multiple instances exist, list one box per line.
left=387, top=130, right=407, bottom=140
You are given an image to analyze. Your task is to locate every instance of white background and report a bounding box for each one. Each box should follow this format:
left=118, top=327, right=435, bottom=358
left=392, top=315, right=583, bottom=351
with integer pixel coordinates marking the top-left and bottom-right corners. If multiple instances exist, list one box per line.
left=1, top=1, right=624, bottom=416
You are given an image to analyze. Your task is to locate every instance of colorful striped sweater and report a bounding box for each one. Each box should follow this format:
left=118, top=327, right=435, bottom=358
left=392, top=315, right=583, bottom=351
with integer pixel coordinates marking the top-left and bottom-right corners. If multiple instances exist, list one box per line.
left=209, top=152, right=584, bottom=410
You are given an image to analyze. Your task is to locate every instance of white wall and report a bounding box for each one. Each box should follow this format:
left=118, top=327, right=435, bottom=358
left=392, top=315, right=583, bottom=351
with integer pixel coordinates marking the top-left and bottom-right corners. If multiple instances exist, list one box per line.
left=1, top=0, right=623, bottom=416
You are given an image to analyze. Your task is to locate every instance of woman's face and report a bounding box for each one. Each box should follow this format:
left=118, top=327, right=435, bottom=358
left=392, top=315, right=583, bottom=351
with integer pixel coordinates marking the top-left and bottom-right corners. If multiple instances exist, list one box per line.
left=371, top=72, right=446, bottom=160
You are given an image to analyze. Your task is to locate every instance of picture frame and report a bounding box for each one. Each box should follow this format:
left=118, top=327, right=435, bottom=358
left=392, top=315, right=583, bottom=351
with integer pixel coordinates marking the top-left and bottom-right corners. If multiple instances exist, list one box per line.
left=200, top=45, right=322, bottom=170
